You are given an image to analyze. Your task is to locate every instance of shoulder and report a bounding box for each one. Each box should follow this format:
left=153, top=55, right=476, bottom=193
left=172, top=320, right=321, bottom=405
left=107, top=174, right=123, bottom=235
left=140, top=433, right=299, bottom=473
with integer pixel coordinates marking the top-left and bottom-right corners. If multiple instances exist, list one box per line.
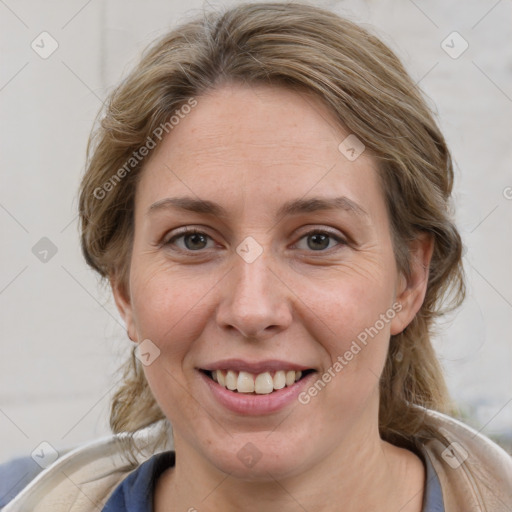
left=0, top=455, right=48, bottom=507
left=1, top=422, right=169, bottom=512
left=420, top=409, right=512, bottom=511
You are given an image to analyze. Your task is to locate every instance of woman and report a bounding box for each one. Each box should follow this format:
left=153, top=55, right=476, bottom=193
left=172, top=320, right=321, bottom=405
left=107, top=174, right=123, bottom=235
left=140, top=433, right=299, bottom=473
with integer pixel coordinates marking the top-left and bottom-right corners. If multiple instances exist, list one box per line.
left=3, top=2, right=511, bottom=511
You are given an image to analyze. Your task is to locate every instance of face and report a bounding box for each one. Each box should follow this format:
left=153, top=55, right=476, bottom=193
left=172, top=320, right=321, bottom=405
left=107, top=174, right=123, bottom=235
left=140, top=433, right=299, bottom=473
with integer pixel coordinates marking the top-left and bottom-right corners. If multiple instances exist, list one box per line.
left=113, top=83, right=430, bottom=481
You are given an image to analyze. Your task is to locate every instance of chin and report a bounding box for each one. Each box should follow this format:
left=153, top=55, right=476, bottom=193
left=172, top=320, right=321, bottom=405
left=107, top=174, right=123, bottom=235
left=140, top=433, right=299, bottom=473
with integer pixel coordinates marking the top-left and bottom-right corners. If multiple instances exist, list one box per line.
left=204, top=433, right=318, bottom=481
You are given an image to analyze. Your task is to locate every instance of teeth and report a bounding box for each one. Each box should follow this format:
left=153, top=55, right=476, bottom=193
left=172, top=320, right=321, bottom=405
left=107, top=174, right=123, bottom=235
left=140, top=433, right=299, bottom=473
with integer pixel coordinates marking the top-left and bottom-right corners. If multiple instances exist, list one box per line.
left=210, top=369, right=306, bottom=393
left=273, top=370, right=286, bottom=390
left=254, top=372, right=274, bottom=394
left=237, top=371, right=255, bottom=393
left=226, top=370, right=237, bottom=390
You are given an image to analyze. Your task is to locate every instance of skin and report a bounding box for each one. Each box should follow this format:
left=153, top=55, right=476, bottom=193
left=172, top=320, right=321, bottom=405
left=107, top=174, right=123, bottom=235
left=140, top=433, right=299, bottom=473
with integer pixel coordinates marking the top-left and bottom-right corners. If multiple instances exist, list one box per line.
left=112, top=82, right=433, bottom=511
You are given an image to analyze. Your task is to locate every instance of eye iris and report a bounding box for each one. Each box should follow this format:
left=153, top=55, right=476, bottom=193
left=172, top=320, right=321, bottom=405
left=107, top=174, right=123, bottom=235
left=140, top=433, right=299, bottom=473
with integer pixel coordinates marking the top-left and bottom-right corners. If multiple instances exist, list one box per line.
left=185, top=233, right=208, bottom=250
left=308, top=233, right=330, bottom=250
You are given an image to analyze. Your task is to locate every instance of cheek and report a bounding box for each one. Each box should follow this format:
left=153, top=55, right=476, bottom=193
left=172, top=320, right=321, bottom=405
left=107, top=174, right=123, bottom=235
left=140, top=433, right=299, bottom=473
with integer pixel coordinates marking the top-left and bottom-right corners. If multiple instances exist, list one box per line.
left=129, top=258, right=227, bottom=364
left=292, top=265, right=396, bottom=408
left=128, top=265, right=211, bottom=422
left=298, top=263, right=396, bottom=346
left=299, top=284, right=394, bottom=421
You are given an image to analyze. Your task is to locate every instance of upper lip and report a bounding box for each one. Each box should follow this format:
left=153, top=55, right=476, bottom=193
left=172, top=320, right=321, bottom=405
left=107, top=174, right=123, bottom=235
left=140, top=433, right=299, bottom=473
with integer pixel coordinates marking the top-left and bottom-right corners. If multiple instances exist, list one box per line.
left=199, top=359, right=313, bottom=374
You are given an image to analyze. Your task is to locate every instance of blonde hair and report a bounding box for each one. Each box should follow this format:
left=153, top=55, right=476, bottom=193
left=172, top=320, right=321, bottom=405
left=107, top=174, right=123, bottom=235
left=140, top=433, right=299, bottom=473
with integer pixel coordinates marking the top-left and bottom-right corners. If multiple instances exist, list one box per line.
left=79, top=2, right=465, bottom=447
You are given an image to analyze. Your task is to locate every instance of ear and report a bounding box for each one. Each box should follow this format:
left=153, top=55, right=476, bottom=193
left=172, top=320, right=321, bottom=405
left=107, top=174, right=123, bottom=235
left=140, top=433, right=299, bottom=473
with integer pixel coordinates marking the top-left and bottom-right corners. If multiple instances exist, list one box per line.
left=390, top=232, right=434, bottom=335
left=110, top=275, right=138, bottom=342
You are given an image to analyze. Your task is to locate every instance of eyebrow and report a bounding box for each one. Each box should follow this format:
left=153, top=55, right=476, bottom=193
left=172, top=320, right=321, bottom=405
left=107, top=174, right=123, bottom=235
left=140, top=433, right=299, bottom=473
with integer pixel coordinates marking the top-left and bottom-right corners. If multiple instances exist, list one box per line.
left=147, top=195, right=368, bottom=219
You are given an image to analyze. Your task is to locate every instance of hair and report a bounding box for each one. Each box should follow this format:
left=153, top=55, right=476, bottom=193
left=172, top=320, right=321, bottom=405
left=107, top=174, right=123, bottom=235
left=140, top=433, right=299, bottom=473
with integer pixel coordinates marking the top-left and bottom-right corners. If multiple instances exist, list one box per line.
left=79, top=1, right=465, bottom=448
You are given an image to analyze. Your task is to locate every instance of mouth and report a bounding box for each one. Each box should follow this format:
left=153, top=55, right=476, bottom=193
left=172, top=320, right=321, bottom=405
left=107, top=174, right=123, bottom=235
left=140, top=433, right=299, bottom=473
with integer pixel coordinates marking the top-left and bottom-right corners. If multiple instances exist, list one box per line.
left=200, top=368, right=316, bottom=395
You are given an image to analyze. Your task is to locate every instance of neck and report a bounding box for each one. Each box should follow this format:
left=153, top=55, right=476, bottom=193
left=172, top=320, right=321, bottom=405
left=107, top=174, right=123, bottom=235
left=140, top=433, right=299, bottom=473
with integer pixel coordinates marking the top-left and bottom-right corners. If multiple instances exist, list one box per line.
left=154, top=410, right=424, bottom=511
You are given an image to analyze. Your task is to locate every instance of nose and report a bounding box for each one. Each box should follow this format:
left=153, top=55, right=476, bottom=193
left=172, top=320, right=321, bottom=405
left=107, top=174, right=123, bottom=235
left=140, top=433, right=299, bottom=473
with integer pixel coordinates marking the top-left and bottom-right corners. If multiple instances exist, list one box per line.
left=215, top=251, right=293, bottom=341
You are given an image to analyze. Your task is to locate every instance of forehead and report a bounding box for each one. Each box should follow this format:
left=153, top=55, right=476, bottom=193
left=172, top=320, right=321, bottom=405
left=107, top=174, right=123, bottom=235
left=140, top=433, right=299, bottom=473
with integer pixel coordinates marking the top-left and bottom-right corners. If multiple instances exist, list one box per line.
left=136, top=83, right=385, bottom=222
left=161, top=83, right=347, bottom=164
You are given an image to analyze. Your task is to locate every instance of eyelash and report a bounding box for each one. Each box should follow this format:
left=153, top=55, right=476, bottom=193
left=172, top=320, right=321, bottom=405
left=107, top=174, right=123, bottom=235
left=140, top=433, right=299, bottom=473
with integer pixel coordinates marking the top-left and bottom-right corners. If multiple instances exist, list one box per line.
left=162, top=227, right=347, bottom=254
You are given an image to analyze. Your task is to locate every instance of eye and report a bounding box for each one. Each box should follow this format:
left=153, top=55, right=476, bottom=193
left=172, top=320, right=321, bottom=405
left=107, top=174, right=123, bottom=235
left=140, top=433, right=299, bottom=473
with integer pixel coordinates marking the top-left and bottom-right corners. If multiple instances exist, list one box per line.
left=162, top=227, right=346, bottom=254
left=294, top=230, right=346, bottom=251
left=164, top=228, right=215, bottom=251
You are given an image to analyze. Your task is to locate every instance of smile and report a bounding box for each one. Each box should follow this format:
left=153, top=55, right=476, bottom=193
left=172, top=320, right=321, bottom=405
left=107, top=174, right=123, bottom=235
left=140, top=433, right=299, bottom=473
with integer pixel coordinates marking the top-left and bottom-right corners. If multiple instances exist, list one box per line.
left=205, top=369, right=312, bottom=394
left=199, top=359, right=316, bottom=414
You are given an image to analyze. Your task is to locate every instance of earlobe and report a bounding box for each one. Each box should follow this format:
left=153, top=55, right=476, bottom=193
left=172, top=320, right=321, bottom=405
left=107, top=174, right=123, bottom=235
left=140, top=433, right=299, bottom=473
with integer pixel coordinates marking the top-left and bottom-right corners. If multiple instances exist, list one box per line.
left=390, top=233, right=434, bottom=335
left=110, top=276, right=138, bottom=342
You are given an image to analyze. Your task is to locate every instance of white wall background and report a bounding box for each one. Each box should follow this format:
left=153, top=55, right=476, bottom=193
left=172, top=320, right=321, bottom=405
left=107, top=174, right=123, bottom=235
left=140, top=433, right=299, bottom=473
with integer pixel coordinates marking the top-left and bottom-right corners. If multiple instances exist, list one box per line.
left=1, top=0, right=511, bottom=463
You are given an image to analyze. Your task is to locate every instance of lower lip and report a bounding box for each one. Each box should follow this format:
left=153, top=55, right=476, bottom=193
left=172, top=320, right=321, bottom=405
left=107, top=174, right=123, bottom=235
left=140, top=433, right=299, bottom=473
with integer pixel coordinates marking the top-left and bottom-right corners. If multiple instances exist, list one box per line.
left=199, top=371, right=315, bottom=415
